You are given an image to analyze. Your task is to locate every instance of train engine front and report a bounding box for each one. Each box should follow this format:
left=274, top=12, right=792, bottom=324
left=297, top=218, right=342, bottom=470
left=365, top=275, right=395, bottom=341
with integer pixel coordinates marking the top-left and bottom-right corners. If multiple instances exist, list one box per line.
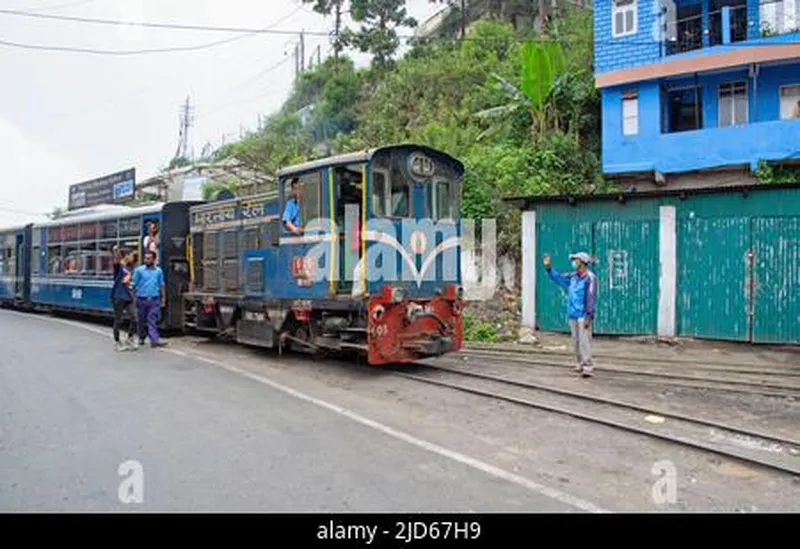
left=357, top=145, right=465, bottom=365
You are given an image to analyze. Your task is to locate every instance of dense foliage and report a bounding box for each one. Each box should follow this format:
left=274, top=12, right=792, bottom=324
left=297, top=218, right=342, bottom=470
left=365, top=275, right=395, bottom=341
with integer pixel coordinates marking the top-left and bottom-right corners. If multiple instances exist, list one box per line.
left=212, top=6, right=615, bottom=259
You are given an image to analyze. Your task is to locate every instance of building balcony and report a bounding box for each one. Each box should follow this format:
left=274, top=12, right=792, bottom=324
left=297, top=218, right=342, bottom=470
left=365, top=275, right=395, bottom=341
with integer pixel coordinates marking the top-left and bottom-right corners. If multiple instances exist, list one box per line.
left=604, top=117, right=800, bottom=175
left=663, top=0, right=799, bottom=57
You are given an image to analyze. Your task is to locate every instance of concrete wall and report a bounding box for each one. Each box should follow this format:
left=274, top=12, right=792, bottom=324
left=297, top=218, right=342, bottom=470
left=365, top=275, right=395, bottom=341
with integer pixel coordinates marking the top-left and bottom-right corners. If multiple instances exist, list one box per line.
left=594, top=0, right=663, bottom=74
left=594, top=0, right=800, bottom=75
left=600, top=63, right=800, bottom=175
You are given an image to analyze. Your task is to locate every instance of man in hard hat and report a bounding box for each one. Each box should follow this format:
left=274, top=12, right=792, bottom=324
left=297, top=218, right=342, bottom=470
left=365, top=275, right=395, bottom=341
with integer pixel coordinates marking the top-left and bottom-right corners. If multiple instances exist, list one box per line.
left=542, top=251, right=598, bottom=377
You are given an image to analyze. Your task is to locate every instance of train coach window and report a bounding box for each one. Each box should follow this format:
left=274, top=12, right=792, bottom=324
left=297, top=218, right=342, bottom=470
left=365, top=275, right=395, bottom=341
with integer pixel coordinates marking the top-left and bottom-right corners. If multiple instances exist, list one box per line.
left=97, top=240, right=116, bottom=275
left=47, top=245, right=62, bottom=274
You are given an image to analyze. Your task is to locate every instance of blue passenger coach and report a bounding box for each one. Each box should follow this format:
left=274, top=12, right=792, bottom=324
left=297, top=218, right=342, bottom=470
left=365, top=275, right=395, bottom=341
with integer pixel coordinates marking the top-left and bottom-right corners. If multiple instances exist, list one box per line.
left=0, top=224, right=33, bottom=306
left=16, top=201, right=199, bottom=330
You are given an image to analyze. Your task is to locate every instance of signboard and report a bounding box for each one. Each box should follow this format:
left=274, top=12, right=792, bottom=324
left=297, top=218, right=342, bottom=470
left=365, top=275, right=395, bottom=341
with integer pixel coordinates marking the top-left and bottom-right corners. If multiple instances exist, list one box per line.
left=68, top=168, right=136, bottom=210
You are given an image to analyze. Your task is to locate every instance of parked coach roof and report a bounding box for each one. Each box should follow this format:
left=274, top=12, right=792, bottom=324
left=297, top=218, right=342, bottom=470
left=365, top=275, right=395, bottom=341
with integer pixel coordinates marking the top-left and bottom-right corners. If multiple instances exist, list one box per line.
left=32, top=202, right=167, bottom=228
left=274, top=143, right=465, bottom=178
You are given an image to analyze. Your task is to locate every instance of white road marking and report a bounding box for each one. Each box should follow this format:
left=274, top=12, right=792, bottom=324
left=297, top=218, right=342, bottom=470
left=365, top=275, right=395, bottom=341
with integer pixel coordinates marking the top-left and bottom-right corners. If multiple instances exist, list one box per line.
left=1, top=309, right=612, bottom=513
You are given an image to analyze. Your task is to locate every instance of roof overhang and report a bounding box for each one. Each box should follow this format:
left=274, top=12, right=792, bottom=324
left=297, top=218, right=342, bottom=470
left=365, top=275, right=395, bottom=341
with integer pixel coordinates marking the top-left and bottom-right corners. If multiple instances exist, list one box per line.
left=595, top=43, right=800, bottom=88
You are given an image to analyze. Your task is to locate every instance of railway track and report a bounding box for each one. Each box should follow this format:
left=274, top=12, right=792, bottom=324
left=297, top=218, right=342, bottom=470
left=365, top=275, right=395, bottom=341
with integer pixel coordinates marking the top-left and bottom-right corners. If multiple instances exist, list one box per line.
left=456, top=348, right=800, bottom=397
left=462, top=344, right=800, bottom=373
left=392, top=362, right=800, bottom=478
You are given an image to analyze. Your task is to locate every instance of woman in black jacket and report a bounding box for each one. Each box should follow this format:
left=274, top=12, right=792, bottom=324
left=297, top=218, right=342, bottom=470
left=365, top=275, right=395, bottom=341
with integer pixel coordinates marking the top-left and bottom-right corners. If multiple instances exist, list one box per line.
left=110, top=245, right=138, bottom=351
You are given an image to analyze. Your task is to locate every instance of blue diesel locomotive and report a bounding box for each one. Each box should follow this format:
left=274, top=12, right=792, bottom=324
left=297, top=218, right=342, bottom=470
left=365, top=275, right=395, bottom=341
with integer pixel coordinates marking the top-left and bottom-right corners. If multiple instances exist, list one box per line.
left=0, top=143, right=466, bottom=365
left=184, top=144, right=465, bottom=365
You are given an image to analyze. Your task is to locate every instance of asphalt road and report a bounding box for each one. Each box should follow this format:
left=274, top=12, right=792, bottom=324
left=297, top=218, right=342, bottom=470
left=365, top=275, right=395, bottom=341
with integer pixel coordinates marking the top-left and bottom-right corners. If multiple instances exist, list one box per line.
left=0, top=310, right=584, bottom=513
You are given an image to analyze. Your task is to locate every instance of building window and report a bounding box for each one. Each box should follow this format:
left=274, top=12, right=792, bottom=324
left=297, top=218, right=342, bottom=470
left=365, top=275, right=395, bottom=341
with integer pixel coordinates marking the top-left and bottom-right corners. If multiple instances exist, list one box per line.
left=612, top=0, right=637, bottom=37
left=779, top=84, right=800, bottom=119
left=719, top=81, right=748, bottom=127
left=621, top=88, right=639, bottom=135
left=760, top=0, right=800, bottom=36
left=665, top=86, right=703, bottom=133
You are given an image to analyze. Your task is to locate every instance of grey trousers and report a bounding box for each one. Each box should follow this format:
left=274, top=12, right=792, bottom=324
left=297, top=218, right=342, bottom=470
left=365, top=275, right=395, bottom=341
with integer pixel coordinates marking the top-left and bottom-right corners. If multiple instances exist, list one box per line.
left=568, top=318, right=593, bottom=371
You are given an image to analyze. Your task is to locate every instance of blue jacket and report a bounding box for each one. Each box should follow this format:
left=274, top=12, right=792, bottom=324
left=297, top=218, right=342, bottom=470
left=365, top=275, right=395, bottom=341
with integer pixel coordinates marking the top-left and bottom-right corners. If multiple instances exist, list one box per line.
left=546, top=267, right=598, bottom=320
left=111, top=263, right=133, bottom=303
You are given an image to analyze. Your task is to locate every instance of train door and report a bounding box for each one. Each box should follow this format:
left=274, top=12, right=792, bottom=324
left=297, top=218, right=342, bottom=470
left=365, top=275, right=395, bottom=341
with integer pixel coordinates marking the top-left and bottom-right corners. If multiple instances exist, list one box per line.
left=333, top=166, right=364, bottom=295
left=14, top=234, right=24, bottom=299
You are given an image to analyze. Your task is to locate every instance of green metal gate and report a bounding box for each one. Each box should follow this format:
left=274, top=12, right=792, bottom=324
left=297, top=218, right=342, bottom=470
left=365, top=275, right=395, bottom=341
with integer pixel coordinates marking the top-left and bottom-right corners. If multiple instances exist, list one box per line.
left=752, top=216, right=800, bottom=344
left=677, top=215, right=800, bottom=344
left=592, top=220, right=659, bottom=335
left=677, top=216, right=751, bottom=341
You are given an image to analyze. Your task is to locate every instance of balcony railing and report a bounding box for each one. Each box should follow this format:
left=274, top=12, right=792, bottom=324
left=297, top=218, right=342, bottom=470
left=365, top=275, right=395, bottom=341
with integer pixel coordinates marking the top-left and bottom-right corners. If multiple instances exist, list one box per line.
left=663, top=0, right=799, bottom=56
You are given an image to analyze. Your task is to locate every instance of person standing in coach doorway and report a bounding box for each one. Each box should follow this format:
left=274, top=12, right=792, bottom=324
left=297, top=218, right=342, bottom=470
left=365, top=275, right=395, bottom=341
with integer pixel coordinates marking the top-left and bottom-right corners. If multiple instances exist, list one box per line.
left=132, top=250, right=167, bottom=348
left=543, top=251, right=597, bottom=377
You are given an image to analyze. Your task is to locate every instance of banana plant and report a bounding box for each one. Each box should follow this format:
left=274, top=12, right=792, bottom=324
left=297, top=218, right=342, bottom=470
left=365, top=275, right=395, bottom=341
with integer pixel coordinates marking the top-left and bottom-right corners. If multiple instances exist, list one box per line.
left=474, top=40, right=566, bottom=145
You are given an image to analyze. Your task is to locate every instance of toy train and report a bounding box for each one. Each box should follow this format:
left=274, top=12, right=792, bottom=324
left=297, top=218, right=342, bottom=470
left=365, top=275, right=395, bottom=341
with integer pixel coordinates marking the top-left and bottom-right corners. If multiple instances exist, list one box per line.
left=0, top=144, right=465, bottom=365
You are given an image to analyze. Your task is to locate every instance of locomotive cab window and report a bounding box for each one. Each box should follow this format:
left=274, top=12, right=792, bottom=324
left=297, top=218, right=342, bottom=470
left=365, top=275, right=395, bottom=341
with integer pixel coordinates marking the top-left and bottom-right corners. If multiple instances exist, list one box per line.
left=335, top=166, right=363, bottom=228
left=371, top=168, right=408, bottom=218
left=430, top=178, right=456, bottom=221
left=282, top=171, right=321, bottom=233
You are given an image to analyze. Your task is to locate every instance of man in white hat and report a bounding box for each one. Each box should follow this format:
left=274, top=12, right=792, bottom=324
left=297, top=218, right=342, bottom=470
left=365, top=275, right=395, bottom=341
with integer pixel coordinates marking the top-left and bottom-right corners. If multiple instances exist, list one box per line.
left=542, top=251, right=598, bottom=377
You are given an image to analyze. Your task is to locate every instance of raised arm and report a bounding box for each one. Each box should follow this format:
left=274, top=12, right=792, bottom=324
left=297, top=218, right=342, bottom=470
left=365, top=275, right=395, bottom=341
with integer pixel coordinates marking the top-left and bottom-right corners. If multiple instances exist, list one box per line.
left=546, top=267, right=571, bottom=287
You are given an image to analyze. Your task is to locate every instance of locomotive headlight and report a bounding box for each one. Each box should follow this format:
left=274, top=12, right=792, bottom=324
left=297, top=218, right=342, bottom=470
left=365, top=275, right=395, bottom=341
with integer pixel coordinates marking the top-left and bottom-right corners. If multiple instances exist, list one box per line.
left=390, top=286, right=406, bottom=304
left=406, top=303, right=423, bottom=321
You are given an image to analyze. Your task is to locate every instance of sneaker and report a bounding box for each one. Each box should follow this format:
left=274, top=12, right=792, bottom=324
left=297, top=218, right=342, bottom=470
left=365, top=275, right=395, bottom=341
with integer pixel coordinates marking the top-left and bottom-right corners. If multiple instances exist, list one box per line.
left=150, top=341, right=168, bottom=348
left=115, top=341, right=127, bottom=352
left=125, top=338, right=139, bottom=351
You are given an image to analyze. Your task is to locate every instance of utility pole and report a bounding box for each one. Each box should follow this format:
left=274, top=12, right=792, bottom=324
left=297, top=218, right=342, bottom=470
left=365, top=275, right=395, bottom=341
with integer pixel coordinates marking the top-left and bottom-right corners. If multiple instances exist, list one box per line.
left=175, top=95, right=194, bottom=160
left=333, top=1, right=342, bottom=71
left=461, top=0, right=466, bottom=39
left=300, top=30, right=305, bottom=72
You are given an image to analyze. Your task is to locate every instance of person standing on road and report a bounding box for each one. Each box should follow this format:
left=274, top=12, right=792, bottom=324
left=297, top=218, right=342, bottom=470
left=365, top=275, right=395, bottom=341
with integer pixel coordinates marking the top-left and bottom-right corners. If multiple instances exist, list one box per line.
left=543, top=251, right=597, bottom=377
left=132, top=250, right=168, bottom=348
left=111, top=246, right=138, bottom=351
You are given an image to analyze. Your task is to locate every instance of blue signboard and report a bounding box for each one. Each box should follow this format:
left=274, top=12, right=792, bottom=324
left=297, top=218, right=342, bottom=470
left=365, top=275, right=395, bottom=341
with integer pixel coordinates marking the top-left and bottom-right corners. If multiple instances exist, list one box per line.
left=68, top=168, right=136, bottom=210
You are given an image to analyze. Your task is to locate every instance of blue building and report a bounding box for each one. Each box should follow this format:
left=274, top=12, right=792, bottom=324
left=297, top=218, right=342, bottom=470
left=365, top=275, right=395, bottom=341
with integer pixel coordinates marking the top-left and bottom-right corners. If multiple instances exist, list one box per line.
left=594, top=0, right=800, bottom=189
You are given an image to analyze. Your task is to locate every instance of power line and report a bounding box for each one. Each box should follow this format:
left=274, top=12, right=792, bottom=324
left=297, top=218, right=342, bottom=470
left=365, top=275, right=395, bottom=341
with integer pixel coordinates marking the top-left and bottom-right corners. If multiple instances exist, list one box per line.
left=3, top=6, right=797, bottom=49
left=0, top=32, right=254, bottom=55
left=0, top=8, right=333, bottom=37
left=0, top=4, right=308, bottom=56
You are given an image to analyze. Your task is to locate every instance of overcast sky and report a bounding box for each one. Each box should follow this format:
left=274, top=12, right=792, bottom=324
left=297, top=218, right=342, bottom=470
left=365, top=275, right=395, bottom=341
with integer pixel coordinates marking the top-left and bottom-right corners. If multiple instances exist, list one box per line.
left=0, top=0, right=443, bottom=227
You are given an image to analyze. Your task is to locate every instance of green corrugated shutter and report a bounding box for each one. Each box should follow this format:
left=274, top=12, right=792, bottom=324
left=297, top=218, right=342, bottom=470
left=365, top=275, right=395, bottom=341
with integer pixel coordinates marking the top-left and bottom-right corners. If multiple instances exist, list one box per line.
left=592, top=220, right=659, bottom=335
left=752, top=216, right=800, bottom=344
left=677, top=216, right=751, bottom=341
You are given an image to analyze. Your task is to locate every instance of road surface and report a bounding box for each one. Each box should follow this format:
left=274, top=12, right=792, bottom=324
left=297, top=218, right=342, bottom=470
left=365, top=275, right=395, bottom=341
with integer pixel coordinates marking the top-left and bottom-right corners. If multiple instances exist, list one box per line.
left=0, top=310, right=586, bottom=513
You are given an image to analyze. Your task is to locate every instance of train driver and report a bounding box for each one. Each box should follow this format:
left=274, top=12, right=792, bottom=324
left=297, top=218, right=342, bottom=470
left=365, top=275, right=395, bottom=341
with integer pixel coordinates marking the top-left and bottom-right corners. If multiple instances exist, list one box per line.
left=282, top=177, right=302, bottom=235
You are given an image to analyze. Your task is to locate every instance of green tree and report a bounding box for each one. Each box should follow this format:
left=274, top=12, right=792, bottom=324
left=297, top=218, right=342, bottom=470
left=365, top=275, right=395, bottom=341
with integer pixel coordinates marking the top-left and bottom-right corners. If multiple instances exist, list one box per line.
left=474, top=40, right=566, bottom=146
left=342, top=0, right=418, bottom=69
